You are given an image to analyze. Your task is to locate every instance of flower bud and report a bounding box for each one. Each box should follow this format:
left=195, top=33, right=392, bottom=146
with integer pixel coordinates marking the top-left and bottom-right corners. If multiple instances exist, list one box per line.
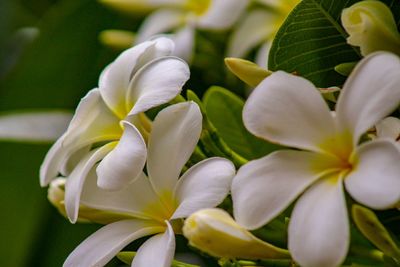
left=99, top=30, right=135, bottom=51
left=225, top=58, right=272, bottom=87
left=183, top=208, right=289, bottom=260
left=48, top=177, right=131, bottom=224
left=342, top=1, right=400, bottom=56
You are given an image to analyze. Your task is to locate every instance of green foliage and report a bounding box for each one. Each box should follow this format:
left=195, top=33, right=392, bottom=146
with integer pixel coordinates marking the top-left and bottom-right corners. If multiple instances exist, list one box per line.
left=268, top=0, right=362, bottom=87
left=203, top=86, right=280, bottom=160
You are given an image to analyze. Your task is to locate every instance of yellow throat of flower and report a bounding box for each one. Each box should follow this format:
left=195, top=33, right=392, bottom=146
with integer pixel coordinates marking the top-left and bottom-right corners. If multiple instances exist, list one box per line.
left=184, top=0, right=211, bottom=16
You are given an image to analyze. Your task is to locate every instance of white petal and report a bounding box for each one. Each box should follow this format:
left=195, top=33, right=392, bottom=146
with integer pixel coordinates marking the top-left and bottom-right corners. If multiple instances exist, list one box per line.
left=99, top=38, right=175, bottom=117
left=345, top=140, right=400, bottom=209
left=64, top=143, right=115, bottom=223
left=376, top=116, right=400, bottom=140
left=147, top=102, right=202, bottom=194
left=170, top=25, right=195, bottom=63
left=196, top=0, right=248, bottom=30
left=132, top=222, right=175, bottom=267
left=40, top=135, right=90, bottom=187
left=243, top=71, right=335, bottom=152
left=288, top=176, right=349, bottom=267
left=336, top=52, right=400, bottom=144
left=227, top=10, right=276, bottom=59
left=127, top=56, right=190, bottom=116
left=0, top=111, right=72, bottom=142
left=255, top=41, right=272, bottom=68
left=232, top=150, right=330, bottom=230
left=40, top=134, right=68, bottom=186
left=62, top=89, right=122, bottom=148
left=64, top=219, right=163, bottom=267
left=81, top=171, right=164, bottom=221
left=136, top=9, right=186, bottom=44
left=171, top=158, right=235, bottom=219
left=96, top=121, right=146, bottom=191
left=59, top=145, right=91, bottom=176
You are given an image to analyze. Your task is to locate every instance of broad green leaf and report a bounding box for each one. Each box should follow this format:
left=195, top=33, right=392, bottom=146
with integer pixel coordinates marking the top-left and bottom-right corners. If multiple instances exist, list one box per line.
left=203, top=86, right=280, bottom=160
left=352, top=204, right=400, bottom=262
left=268, top=0, right=362, bottom=87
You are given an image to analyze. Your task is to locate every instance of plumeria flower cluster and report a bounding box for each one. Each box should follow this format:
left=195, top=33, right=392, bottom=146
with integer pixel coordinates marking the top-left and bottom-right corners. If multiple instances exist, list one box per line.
left=31, top=3, right=400, bottom=266
left=40, top=37, right=190, bottom=223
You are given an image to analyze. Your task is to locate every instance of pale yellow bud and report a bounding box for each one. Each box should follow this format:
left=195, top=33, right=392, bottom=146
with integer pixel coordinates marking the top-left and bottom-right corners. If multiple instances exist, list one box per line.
left=183, top=208, right=290, bottom=260
left=47, top=177, right=69, bottom=218
left=99, top=30, right=136, bottom=50
left=342, top=1, right=400, bottom=56
left=47, top=177, right=132, bottom=224
left=225, top=58, right=272, bottom=87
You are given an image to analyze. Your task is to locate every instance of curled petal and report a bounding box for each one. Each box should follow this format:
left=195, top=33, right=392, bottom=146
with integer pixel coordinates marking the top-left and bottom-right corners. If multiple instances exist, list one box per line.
left=336, top=52, right=400, bottom=145
left=99, top=38, right=175, bottom=117
left=63, top=219, right=163, bottom=267
left=289, top=176, right=349, bottom=267
left=147, top=102, right=202, bottom=195
left=345, top=140, right=400, bottom=209
left=40, top=135, right=68, bottom=186
left=62, top=89, right=122, bottom=149
left=132, top=221, right=175, bottom=267
left=127, top=56, right=190, bottom=116
left=172, top=157, right=235, bottom=219
left=243, top=71, right=335, bottom=153
left=96, top=121, right=146, bottom=191
left=65, top=143, right=115, bottom=223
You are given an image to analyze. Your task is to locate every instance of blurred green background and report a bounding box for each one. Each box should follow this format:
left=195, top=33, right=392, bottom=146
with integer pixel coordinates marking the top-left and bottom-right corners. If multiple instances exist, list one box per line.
left=0, top=0, right=142, bottom=266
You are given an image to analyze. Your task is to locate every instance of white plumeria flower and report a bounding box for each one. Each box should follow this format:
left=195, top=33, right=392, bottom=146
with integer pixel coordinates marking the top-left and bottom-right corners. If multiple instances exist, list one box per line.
left=376, top=117, right=400, bottom=142
left=63, top=102, right=235, bottom=267
left=232, top=52, right=400, bottom=267
left=227, top=0, right=299, bottom=66
left=129, top=0, right=248, bottom=62
left=40, top=37, right=190, bottom=223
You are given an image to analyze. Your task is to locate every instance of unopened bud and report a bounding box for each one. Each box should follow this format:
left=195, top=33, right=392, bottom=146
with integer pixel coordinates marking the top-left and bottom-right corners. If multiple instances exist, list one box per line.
left=183, top=208, right=289, bottom=260
left=47, top=177, right=131, bottom=224
left=225, top=58, right=272, bottom=87
left=99, top=30, right=135, bottom=50
left=342, top=1, right=400, bottom=56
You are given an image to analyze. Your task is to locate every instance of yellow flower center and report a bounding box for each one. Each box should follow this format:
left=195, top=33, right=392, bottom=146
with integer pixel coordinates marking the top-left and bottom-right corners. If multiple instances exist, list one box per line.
left=312, top=130, right=358, bottom=181
left=141, top=190, right=178, bottom=223
left=184, top=0, right=211, bottom=16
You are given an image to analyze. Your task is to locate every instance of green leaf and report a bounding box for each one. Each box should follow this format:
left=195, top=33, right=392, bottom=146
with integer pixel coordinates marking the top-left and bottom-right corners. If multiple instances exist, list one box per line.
left=268, top=0, right=362, bottom=87
left=352, top=204, right=400, bottom=262
left=203, top=86, right=280, bottom=160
